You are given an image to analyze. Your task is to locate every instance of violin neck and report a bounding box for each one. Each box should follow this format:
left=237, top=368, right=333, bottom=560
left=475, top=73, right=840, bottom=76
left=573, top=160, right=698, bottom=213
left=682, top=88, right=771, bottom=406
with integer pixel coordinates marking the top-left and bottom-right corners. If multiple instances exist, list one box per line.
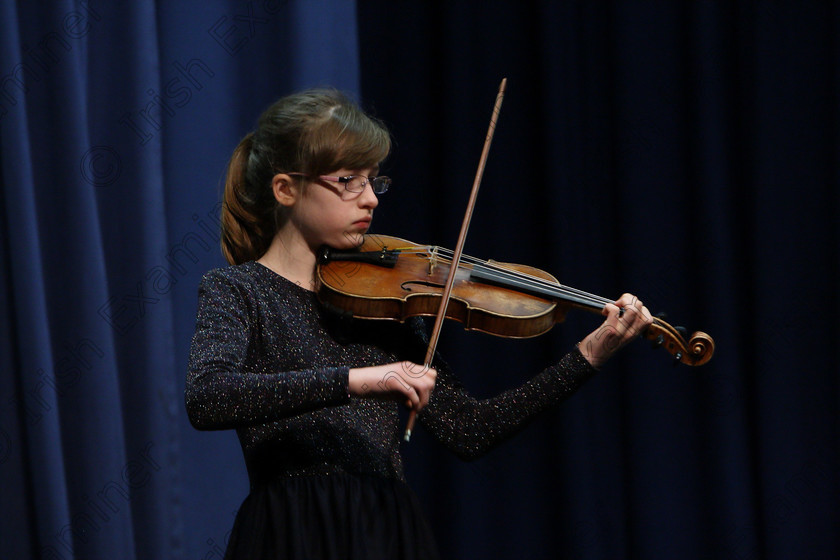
left=469, top=263, right=608, bottom=312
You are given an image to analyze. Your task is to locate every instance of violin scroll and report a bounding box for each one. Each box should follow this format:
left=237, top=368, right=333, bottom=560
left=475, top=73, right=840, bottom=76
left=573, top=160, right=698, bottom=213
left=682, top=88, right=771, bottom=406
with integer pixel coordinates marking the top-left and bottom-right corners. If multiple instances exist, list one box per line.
left=643, top=316, right=715, bottom=366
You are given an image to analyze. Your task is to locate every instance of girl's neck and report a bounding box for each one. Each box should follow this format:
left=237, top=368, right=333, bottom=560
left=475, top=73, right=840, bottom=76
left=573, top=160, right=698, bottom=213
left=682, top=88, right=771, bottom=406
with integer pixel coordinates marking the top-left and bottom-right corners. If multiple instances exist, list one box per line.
left=257, top=231, right=318, bottom=291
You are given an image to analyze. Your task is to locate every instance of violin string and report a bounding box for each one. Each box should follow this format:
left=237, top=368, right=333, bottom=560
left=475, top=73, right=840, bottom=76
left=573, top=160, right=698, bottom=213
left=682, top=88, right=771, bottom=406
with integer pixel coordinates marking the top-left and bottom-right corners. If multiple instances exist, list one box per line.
left=393, top=246, right=614, bottom=309
left=458, top=254, right=614, bottom=308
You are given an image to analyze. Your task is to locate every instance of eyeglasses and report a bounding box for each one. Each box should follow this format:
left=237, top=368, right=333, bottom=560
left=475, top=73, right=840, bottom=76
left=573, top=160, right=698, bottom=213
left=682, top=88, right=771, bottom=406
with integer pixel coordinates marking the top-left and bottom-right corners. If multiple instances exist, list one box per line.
left=287, top=173, right=392, bottom=194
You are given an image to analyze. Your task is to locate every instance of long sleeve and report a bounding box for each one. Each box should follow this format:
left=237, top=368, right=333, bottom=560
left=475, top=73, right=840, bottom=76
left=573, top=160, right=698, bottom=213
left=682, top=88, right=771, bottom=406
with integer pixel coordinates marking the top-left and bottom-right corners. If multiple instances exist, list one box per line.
left=418, top=330, right=597, bottom=461
left=185, top=269, right=350, bottom=430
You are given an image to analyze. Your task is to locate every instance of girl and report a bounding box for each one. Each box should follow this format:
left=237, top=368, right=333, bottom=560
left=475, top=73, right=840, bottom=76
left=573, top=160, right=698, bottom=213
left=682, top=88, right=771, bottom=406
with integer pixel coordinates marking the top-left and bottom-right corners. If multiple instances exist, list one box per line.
left=186, top=88, right=652, bottom=559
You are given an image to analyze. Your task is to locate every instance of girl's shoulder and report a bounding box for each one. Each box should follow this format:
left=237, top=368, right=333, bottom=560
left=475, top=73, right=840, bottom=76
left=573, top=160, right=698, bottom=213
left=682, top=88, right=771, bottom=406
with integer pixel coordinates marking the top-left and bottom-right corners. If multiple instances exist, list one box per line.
left=199, top=261, right=314, bottom=301
left=200, top=261, right=261, bottom=290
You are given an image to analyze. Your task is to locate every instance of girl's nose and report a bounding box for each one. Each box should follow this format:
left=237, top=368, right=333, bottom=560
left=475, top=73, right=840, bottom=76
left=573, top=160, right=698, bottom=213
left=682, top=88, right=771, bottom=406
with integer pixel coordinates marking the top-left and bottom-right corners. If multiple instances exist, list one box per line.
left=358, top=183, right=379, bottom=209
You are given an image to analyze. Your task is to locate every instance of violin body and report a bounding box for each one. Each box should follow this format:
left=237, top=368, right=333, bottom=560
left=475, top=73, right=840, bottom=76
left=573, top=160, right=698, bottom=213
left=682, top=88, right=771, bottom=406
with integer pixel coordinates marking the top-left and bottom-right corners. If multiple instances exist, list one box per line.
left=318, top=234, right=566, bottom=338
left=316, top=234, right=715, bottom=366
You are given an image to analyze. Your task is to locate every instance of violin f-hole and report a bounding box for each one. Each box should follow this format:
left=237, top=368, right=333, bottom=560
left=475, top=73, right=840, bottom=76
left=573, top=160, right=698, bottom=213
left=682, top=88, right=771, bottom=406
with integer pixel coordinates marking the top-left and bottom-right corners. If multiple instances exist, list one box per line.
left=401, top=280, right=445, bottom=292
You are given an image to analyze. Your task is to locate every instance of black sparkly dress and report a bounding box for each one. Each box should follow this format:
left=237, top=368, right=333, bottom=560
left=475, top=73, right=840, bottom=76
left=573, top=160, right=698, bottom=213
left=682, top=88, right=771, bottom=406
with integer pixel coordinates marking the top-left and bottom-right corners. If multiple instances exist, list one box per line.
left=186, top=262, right=597, bottom=560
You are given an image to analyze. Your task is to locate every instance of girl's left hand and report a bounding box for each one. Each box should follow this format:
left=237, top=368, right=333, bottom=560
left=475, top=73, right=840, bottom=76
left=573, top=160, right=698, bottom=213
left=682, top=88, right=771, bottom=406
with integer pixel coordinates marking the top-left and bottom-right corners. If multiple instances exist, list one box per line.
left=577, top=293, right=653, bottom=369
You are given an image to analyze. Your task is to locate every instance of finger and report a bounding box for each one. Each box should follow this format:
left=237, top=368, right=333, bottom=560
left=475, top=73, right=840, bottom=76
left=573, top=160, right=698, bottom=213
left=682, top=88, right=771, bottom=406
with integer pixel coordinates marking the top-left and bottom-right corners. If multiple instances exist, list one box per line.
left=607, top=302, right=634, bottom=329
left=603, top=302, right=619, bottom=318
left=410, top=373, right=436, bottom=410
left=615, top=294, right=646, bottom=325
left=404, top=386, right=421, bottom=410
left=402, top=361, right=431, bottom=379
left=631, top=303, right=651, bottom=325
left=415, top=377, right=436, bottom=410
left=381, top=370, right=420, bottom=409
left=407, top=363, right=437, bottom=382
left=615, top=293, right=643, bottom=311
left=607, top=309, right=638, bottom=340
left=627, top=301, right=653, bottom=327
left=618, top=303, right=653, bottom=340
left=417, top=389, right=429, bottom=410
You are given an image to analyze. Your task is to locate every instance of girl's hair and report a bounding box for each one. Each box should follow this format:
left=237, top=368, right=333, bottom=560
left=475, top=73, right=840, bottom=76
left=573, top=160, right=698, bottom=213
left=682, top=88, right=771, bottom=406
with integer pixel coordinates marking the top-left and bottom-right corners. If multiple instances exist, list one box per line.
left=220, top=89, right=391, bottom=265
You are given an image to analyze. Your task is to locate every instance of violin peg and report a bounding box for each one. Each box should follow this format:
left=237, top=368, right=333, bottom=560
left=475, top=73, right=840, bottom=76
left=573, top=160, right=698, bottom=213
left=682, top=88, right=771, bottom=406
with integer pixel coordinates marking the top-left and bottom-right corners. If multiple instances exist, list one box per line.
left=673, top=351, right=683, bottom=366
left=652, top=334, right=665, bottom=348
left=655, top=311, right=668, bottom=320
left=675, top=326, right=688, bottom=339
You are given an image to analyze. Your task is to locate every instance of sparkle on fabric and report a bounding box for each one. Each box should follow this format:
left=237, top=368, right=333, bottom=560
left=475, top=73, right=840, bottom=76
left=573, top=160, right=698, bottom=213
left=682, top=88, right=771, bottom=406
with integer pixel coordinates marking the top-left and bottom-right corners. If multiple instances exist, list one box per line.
left=186, top=261, right=597, bottom=486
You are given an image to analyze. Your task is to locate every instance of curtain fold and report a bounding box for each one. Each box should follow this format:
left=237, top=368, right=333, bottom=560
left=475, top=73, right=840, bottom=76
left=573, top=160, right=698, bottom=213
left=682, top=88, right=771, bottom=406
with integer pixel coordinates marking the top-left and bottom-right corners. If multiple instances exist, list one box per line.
left=358, top=2, right=839, bottom=559
left=1, top=1, right=360, bottom=558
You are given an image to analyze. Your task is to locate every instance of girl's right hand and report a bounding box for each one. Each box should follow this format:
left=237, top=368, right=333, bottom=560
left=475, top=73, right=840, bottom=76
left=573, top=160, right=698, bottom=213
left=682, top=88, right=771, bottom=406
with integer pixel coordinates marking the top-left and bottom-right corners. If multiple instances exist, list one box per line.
left=348, top=362, right=437, bottom=412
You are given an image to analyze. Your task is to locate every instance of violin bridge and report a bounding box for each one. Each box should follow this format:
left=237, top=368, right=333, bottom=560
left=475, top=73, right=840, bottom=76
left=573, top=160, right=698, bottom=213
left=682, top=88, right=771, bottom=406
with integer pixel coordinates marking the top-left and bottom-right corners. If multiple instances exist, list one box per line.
left=427, top=246, right=438, bottom=275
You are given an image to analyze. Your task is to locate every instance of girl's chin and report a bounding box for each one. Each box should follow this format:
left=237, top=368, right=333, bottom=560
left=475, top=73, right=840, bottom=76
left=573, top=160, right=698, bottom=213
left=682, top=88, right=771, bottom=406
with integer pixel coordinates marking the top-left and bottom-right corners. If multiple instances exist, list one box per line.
left=332, top=232, right=365, bottom=249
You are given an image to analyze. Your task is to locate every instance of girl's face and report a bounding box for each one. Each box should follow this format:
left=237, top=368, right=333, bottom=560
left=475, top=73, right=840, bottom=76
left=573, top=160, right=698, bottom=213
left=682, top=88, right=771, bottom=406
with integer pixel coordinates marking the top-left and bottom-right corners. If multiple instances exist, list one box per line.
left=290, top=167, right=380, bottom=250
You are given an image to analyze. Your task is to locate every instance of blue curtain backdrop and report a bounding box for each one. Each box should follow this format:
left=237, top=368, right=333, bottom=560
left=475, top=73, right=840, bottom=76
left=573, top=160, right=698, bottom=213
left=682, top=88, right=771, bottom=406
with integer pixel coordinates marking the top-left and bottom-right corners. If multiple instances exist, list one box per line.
left=1, top=1, right=838, bottom=559
left=0, top=1, right=360, bottom=558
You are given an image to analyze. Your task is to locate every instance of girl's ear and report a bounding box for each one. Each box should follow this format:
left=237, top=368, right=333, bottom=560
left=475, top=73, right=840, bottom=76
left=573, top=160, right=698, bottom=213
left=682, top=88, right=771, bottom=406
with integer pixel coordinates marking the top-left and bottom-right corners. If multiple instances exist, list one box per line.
left=271, top=173, right=298, bottom=207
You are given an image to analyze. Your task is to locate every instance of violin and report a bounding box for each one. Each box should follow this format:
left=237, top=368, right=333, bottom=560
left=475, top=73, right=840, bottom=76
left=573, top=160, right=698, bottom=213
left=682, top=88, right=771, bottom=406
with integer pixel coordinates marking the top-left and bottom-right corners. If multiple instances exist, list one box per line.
left=316, top=234, right=715, bottom=367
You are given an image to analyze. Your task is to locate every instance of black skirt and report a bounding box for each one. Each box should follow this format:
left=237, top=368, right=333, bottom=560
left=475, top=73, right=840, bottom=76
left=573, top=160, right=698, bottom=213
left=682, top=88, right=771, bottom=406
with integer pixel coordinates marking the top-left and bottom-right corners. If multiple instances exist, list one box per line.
left=224, top=472, right=441, bottom=560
